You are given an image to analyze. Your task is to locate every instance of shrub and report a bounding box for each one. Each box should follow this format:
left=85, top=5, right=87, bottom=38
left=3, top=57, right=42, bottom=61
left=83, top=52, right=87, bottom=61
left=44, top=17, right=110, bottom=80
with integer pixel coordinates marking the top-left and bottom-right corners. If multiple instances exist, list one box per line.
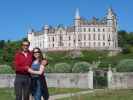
left=116, top=59, right=133, bottom=72
left=0, top=65, right=14, bottom=74
left=54, top=63, right=71, bottom=73
left=72, top=61, right=90, bottom=73
left=45, top=64, right=55, bottom=73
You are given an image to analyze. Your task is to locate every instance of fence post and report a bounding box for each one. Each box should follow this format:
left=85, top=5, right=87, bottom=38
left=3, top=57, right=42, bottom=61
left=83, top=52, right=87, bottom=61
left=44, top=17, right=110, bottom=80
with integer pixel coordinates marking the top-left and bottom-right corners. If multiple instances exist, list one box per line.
left=107, top=67, right=113, bottom=89
left=88, top=67, right=93, bottom=89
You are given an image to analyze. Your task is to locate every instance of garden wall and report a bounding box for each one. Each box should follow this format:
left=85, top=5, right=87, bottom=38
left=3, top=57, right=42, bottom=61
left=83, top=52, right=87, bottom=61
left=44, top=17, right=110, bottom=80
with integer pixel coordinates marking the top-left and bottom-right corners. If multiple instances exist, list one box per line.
left=0, top=71, right=93, bottom=89
left=108, top=69, right=133, bottom=89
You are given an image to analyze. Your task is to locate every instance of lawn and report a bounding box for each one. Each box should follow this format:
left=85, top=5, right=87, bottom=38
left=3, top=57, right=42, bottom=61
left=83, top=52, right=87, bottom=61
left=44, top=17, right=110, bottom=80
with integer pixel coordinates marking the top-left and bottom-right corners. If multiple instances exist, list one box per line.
left=0, top=87, right=86, bottom=100
left=58, top=89, right=133, bottom=100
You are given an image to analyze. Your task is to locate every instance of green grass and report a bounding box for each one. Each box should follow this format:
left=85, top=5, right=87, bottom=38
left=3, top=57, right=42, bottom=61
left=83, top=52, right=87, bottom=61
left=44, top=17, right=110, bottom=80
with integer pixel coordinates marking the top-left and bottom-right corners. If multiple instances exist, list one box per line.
left=49, top=88, right=86, bottom=95
left=0, top=88, right=15, bottom=100
left=58, top=89, right=133, bottom=100
left=0, top=87, right=86, bottom=100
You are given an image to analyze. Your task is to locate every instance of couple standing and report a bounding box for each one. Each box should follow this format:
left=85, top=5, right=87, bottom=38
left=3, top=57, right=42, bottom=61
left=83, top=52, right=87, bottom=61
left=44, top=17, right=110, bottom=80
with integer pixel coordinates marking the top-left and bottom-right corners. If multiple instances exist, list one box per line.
left=13, top=40, right=49, bottom=100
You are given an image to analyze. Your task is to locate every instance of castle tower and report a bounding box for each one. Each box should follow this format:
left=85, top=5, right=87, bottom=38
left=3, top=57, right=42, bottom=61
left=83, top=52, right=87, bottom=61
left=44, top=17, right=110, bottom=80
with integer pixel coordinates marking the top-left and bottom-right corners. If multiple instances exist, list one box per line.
left=74, top=8, right=81, bottom=48
left=43, top=25, right=49, bottom=50
left=44, top=25, right=49, bottom=34
left=27, top=28, right=34, bottom=50
left=106, top=8, right=118, bottom=49
left=106, top=7, right=117, bottom=27
left=74, top=8, right=80, bottom=27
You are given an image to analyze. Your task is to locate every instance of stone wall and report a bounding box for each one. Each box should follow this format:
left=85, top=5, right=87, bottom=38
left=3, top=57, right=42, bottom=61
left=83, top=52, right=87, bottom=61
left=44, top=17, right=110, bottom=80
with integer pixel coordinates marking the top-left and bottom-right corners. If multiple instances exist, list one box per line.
left=0, top=71, right=93, bottom=89
left=0, top=74, right=15, bottom=88
left=107, top=69, right=133, bottom=89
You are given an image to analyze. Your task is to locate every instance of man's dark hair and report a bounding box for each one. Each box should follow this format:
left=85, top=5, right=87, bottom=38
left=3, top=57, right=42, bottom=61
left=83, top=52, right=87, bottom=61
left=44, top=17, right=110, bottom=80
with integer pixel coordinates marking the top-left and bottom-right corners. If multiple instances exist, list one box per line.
left=21, top=40, right=30, bottom=46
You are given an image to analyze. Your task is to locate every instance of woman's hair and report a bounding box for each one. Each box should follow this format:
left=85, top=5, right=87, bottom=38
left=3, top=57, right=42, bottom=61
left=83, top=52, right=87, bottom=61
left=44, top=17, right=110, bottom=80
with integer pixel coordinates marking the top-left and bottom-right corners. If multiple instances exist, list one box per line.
left=32, top=47, right=43, bottom=63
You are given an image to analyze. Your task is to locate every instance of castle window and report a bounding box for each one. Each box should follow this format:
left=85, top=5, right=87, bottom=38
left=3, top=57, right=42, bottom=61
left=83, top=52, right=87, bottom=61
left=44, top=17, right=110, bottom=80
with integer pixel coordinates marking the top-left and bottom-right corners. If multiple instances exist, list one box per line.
left=94, top=42, right=95, bottom=47
left=103, top=34, right=105, bottom=40
left=84, top=34, right=86, bottom=40
left=93, top=34, right=95, bottom=40
left=108, top=28, right=110, bottom=32
left=88, top=42, right=90, bottom=47
left=69, top=36, right=71, bottom=40
left=53, top=37, right=54, bottom=42
left=78, top=28, right=81, bottom=32
left=98, top=28, right=100, bottom=32
left=84, top=42, right=86, bottom=46
left=108, top=34, right=111, bottom=41
left=60, top=36, right=63, bottom=40
left=103, top=28, right=105, bottom=32
left=60, top=30, right=62, bottom=33
left=88, top=28, right=90, bottom=32
left=84, top=28, right=86, bottom=32
left=88, top=34, right=91, bottom=40
left=98, top=34, right=100, bottom=40
left=98, top=42, right=101, bottom=47
left=93, top=28, right=95, bottom=32
left=78, top=34, right=82, bottom=41
left=49, top=37, right=50, bottom=41
left=103, top=42, right=105, bottom=46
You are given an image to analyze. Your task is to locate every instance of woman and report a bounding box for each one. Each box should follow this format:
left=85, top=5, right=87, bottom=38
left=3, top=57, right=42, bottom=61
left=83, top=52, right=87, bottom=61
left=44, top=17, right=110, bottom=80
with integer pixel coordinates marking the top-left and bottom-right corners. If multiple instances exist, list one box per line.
left=28, top=47, right=49, bottom=100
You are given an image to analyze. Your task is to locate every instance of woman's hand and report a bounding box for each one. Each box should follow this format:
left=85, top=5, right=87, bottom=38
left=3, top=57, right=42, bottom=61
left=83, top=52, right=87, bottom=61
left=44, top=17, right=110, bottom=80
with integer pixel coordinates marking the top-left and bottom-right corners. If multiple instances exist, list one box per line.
left=28, top=68, right=34, bottom=74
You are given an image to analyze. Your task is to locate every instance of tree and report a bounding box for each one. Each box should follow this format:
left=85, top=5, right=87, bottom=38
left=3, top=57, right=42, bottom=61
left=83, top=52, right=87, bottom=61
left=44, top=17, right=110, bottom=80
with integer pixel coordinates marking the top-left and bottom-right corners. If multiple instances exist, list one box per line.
left=118, top=30, right=128, bottom=47
left=0, top=40, right=5, bottom=49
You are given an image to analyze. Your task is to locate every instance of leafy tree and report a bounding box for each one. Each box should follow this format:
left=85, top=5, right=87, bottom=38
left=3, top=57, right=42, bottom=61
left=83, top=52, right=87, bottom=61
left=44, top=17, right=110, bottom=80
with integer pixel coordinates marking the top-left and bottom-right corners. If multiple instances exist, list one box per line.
left=0, top=40, right=5, bottom=49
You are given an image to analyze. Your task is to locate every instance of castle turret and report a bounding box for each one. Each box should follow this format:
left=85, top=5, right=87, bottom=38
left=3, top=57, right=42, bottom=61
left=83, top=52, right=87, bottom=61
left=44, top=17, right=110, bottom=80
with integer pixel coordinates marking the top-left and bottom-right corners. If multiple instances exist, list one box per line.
left=106, top=8, right=117, bottom=27
left=44, top=25, right=49, bottom=34
left=27, top=28, right=34, bottom=50
left=74, top=8, right=80, bottom=27
left=106, top=8, right=118, bottom=49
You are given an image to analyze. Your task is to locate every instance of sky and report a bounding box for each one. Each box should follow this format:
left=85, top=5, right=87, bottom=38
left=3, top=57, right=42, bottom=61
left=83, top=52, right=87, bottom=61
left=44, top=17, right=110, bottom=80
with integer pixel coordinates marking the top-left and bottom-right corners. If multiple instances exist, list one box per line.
left=0, top=0, right=133, bottom=40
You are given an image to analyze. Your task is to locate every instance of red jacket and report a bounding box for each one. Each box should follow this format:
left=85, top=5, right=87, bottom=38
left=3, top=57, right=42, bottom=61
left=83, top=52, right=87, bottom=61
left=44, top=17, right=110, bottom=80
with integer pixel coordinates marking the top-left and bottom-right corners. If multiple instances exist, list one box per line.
left=13, top=50, right=33, bottom=75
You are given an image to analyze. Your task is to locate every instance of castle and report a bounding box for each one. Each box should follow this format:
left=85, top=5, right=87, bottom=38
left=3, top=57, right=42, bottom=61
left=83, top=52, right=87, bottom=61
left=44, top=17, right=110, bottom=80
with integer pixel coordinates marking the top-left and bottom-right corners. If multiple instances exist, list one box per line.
left=28, top=8, right=120, bottom=51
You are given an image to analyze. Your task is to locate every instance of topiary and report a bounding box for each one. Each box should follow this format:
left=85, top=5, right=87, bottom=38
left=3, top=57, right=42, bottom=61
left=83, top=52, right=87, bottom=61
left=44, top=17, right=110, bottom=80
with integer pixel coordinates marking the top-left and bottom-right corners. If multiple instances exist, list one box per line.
left=0, top=65, right=14, bottom=74
left=116, top=59, right=133, bottom=72
left=72, top=61, right=90, bottom=73
left=54, top=63, right=71, bottom=73
left=45, top=64, right=55, bottom=73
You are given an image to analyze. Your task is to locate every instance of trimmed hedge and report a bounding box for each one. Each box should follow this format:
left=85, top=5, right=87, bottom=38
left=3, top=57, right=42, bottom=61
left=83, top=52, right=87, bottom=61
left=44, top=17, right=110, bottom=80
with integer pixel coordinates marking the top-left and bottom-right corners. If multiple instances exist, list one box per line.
left=72, top=61, right=90, bottom=73
left=54, top=63, right=71, bottom=73
left=116, top=59, right=133, bottom=72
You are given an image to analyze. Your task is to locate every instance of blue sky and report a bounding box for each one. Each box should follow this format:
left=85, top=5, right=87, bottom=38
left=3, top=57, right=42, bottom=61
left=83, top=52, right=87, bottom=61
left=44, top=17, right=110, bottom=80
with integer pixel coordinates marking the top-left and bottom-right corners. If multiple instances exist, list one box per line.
left=0, top=0, right=133, bottom=40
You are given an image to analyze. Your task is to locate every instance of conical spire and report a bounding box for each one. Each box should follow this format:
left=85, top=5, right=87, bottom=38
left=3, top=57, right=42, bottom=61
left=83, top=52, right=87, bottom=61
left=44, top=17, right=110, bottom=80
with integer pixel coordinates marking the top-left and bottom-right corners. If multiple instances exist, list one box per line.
left=108, top=7, right=113, bottom=15
left=75, top=8, right=80, bottom=19
left=107, top=7, right=115, bottom=20
left=28, top=28, right=34, bottom=34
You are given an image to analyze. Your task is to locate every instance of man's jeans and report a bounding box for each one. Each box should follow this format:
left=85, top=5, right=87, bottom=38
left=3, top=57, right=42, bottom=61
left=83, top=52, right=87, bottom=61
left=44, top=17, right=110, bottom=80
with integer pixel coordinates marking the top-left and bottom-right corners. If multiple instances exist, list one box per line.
left=14, top=74, right=31, bottom=100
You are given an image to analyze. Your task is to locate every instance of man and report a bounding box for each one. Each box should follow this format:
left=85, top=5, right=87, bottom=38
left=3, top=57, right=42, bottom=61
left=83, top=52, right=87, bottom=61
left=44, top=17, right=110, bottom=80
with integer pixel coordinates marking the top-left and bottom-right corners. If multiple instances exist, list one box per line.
left=13, top=40, right=33, bottom=100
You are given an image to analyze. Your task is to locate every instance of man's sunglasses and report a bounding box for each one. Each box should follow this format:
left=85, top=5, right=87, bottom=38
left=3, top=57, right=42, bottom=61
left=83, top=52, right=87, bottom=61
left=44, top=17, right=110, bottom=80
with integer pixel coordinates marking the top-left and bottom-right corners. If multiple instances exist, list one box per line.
left=22, top=44, right=29, bottom=46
